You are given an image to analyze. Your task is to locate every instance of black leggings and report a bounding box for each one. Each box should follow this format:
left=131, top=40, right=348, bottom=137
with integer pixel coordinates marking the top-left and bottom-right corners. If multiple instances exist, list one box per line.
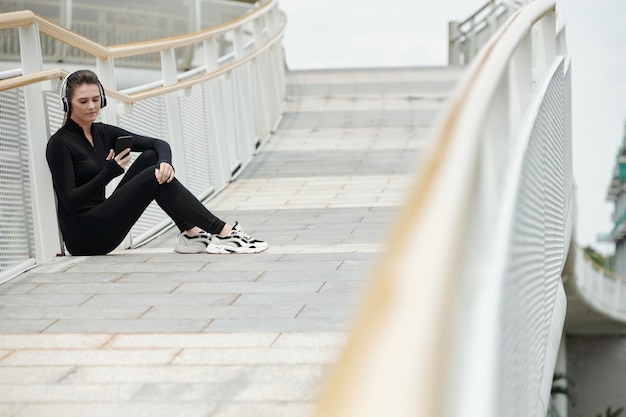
left=64, top=150, right=225, bottom=255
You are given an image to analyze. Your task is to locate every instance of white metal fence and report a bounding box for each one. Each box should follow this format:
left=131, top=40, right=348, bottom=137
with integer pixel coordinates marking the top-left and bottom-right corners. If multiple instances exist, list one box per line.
left=0, top=0, right=286, bottom=281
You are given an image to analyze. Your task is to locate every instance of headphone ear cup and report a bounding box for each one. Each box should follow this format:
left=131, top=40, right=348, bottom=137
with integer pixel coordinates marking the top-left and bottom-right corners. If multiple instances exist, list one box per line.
left=100, top=94, right=107, bottom=108
left=60, top=96, right=69, bottom=112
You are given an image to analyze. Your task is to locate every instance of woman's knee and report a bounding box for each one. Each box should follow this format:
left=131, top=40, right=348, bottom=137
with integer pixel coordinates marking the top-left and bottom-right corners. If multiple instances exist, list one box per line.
left=134, top=149, right=158, bottom=167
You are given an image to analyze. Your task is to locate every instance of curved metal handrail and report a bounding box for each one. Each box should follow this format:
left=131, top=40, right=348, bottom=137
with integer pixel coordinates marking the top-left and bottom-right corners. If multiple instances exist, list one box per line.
left=313, top=1, right=565, bottom=416
left=0, top=11, right=287, bottom=103
left=0, top=1, right=275, bottom=60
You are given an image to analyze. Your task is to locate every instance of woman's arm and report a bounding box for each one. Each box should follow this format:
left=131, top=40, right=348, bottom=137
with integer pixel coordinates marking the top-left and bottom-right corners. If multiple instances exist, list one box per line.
left=101, top=125, right=173, bottom=166
left=46, top=135, right=124, bottom=213
left=101, top=124, right=176, bottom=183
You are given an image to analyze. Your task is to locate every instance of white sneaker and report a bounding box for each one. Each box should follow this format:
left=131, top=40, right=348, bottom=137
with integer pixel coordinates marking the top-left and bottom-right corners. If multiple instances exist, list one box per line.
left=211, top=222, right=269, bottom=254
left=174, top=231, right=227, bottom=254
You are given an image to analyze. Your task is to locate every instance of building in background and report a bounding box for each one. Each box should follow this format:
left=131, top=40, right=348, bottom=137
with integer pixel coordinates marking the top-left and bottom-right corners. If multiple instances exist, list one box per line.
left=603, top=122, right=626, bottom=274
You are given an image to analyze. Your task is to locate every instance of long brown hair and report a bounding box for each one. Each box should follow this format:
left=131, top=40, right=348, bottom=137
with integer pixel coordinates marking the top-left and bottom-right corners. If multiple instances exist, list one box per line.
left=62, top=69, right=105, bottom=124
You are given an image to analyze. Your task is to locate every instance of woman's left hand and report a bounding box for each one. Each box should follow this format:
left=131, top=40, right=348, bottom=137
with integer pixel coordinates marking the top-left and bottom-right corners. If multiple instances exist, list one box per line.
left=155, top=162, right=175, bottom=184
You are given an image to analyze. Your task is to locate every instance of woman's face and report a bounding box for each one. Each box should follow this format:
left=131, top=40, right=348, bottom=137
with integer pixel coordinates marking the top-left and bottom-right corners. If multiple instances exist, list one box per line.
left=69, top=83, right=102, bottom=126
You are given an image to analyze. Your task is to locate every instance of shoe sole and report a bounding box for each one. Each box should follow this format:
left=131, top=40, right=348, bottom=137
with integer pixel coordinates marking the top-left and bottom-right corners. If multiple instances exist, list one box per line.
left=206, top=244, right=231, bottom=254
left=173, top=246, right=205, bottom=254
left=220, top=245, right=269, bottom=254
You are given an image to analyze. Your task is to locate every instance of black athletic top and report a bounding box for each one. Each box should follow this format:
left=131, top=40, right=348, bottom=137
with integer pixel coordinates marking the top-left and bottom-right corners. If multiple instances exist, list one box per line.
left=46, top=119, right=172, bottom=231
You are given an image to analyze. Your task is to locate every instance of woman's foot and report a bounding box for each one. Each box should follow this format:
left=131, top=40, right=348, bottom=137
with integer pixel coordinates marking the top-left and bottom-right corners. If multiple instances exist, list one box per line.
left=211, top=222, right=268, bottom=253
left=174, top=230, right=227, bottom=254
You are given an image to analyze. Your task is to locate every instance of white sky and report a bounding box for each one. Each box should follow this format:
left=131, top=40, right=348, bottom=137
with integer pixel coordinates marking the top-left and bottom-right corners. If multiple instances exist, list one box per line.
left=279, top=0, right=626, bottom=254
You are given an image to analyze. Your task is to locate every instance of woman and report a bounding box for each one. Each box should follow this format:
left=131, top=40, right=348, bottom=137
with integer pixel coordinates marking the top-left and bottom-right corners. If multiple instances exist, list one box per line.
left=46, top=69, right=267, bottom=255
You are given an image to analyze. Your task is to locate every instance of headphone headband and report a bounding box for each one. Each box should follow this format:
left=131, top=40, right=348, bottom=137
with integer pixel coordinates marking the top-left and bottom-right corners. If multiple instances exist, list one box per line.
left=59, top=71, right=107, bottom=112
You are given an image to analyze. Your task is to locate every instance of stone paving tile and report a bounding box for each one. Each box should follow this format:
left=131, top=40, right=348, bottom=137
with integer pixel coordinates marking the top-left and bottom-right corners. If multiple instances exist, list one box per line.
left=233, top=365, right=328, bottom=401
left=0, top=366, right=74, bottom=384
left=232, top=292, right=362, bottom=307
left=142, top=305, right=302, bottom=320
left=1, top=348, right=179, bottom=366
left=204, top=318, right=354, bottom=333
left=0, top=320, right=57, bottom=333
left=61, top=364, right=251, bottom=384
left=65, top=261, right=209, bottom=274
left=172, top=347, right=339, bottom=366
left=43, top=318, right=213, bottom=334
left=0, top=305, right=150, bottom=320
left=272, top=332, right=346, bottom=348
left=0, top=294, right=92, bottom=306
left=82, top=293, right=238, bottom=307
left=0, top=383, right=144, bottom=402
left=108, top=333, right=278, bottom=349
left=199, top=260, right=343, bottom=272
left=209, top=402, right=315, bottom=417
left=12, top=403, right=217, bottom=417
left=173, top=281, right=325, bottom=295
left=0, top=334, right=112, bottom=349
left=6, top=272, right=125, bottom=284
left=115, top=270, right=263, bottom=283
left=27, top=282, right=183, bottom=294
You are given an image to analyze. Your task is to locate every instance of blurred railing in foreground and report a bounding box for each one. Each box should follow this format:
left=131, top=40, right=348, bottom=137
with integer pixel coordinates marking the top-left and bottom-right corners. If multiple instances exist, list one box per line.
left=314, top=1, right=573, bottom=416
left=0, top=0, right=286, bottom=281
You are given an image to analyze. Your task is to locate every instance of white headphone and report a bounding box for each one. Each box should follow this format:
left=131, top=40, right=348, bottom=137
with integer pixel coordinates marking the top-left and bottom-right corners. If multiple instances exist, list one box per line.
left=59, top=71, right=108, bottom=112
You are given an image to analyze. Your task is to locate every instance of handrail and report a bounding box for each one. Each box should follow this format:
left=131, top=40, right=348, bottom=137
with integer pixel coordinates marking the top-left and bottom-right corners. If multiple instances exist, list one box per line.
left=0, top=13, right=287, bottom=103
left=313, top=0, right=562, bottom=416
left=582, top=251, right=626, bottom=283
left=0, top=67, right=64, bottom=91
left=106, top=1, right=274, bottom=58
left=0, top=0, right=278, bottom=60
left=0, top=9, right=36, bottom=29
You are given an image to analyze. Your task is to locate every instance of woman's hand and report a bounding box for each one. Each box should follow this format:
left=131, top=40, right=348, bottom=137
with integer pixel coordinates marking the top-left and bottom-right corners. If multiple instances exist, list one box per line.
left=155, top=162, right=175, bottom=184
left=106, top=148, right=132, bottom=169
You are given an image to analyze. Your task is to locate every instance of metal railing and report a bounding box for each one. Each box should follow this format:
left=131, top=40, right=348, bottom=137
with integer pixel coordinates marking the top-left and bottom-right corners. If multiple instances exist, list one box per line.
left=0, top=0, right=287, bottom=281
left=0, top=0, right=255, bottom=68
left=574, top=250, right=626, bottom=321
left=448, top=0, right=518, bottom=65
left=314, top=1, right=572, bottom=416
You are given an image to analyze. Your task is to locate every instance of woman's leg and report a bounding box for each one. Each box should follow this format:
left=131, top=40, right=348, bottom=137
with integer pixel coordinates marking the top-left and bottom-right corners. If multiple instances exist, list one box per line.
left=116, top=150, right=192, bottom=231
left=67, top=153, right=225, bottom=255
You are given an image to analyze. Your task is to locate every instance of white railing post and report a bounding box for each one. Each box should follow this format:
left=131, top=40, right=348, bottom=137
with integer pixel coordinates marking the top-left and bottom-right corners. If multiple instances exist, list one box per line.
left=96, top=57, right=117, bottom=124
left=160, top=48, right=189, bottom=185
left=508, top=32, right=532, bottom=137
left=448, top=21, right=461, bottom=65
left=252, top=15, right=271, bottom=139
left=56, top=0, right=72, bottom=61
left=532, top=11, right=557, bottom=85
left=19, top=22, right=62, bottom=262
left=232, top=26, right=256, bottom=161
left=203, top=37, right=230, bottom=189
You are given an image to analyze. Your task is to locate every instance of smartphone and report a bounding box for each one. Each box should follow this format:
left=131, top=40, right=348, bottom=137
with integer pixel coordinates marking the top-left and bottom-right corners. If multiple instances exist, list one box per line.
left=114, top=135, right=133, bottom=156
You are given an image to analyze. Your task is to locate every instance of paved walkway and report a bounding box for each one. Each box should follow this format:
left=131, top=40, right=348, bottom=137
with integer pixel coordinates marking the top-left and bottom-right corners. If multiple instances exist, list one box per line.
left=0, top=66, right=462, bottom=417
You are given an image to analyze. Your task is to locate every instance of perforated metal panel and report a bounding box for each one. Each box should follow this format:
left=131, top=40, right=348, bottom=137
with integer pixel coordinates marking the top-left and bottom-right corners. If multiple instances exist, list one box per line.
left=497, top=61, right=567, bottom=416
left=178, top=82, right=215, bottom=195
left=0, top=88, right=35, bottom=273
left=117, top=96, right=170, bottom=240
left=218, top=75, right=242, bottom=172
